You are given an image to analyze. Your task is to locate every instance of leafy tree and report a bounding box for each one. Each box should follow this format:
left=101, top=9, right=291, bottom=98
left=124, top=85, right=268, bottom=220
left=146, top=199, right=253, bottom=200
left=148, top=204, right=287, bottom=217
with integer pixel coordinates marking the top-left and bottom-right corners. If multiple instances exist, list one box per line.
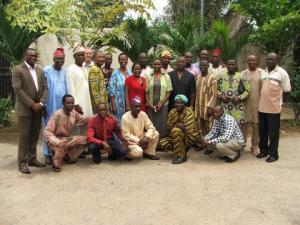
left=155, top=16, right=248, bottom=61
left=0, top=3, right=41, bottom=66
left=164, top=0, right=231, bottom=25
left=103, top=15, right=248, bottom=63
left=232, top=0, right=300, bottom=120
left=98, top=17, right=161, bottom=62
left=4, top=0, right=154, bottom=47
left=232, top=0, right=300, bottom=55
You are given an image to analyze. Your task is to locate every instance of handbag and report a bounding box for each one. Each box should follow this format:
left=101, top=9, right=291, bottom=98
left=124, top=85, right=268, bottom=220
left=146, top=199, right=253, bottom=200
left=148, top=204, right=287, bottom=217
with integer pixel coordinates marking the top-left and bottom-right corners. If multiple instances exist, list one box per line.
left=238, top=79, right=245, bottom=95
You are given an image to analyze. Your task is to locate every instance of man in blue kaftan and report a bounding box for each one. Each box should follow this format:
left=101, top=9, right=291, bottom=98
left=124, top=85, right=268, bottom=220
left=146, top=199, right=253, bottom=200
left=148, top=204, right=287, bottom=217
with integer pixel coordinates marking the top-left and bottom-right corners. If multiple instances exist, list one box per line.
left=43, top=48, right=67, bottom=165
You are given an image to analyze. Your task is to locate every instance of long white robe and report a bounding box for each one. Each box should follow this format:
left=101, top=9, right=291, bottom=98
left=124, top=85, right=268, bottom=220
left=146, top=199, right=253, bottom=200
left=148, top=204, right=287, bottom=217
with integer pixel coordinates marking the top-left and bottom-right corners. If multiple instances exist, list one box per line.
left=66, top=64, right=93, bottom=116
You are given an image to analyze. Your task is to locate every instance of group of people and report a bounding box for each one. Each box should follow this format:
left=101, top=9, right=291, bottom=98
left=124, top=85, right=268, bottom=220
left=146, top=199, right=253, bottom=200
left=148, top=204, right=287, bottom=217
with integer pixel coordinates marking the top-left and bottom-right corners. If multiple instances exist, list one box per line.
left=12, top=45, right=291, bottom=174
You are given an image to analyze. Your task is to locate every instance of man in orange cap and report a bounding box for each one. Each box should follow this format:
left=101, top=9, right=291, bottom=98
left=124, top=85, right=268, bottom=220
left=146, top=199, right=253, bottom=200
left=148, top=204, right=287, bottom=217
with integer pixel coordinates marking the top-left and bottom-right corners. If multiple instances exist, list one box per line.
left=42, top=47, right=67, bottom=165
left=209, top=48, right=227, bottom=79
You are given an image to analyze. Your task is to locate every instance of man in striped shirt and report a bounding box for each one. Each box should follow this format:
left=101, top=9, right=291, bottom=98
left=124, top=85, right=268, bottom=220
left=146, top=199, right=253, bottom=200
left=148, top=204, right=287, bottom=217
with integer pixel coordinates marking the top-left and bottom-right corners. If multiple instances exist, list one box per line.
left=195, top=60, right=218, bottom=154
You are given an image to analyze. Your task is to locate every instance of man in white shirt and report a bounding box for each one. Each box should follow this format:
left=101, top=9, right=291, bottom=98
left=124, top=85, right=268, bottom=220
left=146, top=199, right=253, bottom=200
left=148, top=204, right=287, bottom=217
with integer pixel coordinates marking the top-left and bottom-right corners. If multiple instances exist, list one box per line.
left=257, top=52, right=291, bottom=162
left=66, top=46, right=93, bottom=117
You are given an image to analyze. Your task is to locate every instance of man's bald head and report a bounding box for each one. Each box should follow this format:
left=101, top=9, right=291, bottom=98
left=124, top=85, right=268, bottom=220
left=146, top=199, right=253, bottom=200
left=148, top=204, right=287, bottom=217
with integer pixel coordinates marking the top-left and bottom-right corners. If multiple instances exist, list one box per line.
left=266, top=52, right=278, bottom=71
left=138, top=52, right=148, bottom=68
left=213, top=105, right=224, bottom=119
left=176, top=56, right=186, bottom=70
left=199, top=49, right=208, bottom=60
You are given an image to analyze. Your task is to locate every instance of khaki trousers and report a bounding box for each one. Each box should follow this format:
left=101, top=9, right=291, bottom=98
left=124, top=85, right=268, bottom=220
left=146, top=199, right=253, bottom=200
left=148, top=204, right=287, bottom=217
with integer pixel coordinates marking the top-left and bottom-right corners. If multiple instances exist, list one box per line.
left=245, top=122, right=259, bottom=151
left=213, top=139, right=243, bottom=160
left=127, top=131, right=159, bottom=159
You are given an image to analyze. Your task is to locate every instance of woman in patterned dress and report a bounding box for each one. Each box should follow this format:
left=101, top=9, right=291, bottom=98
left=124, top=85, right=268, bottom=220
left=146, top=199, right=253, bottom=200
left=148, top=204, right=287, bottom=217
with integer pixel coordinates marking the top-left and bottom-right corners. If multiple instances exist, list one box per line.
left=108, top=53, right=131, bottom=122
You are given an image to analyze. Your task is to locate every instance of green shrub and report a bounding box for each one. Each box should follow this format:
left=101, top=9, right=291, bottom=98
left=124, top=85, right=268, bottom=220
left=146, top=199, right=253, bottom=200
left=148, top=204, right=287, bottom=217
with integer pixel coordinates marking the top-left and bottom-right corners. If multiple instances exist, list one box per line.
left=0, top=97, right=13, bottom=127
left=291, top=65, right=300, bottom=121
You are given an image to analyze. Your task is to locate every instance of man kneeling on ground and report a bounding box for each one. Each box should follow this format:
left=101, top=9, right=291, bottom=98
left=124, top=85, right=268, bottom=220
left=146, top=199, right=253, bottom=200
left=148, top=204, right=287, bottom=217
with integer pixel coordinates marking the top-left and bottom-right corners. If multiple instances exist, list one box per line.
left=44, top=94, right=88, bottom=172
left=121, top=96, right=160, bottom=160
left=202, top=105, right=244, bottom=163
left=159, top=94, right=200, bottom=164
left=86, top=102, right=127, bottom=164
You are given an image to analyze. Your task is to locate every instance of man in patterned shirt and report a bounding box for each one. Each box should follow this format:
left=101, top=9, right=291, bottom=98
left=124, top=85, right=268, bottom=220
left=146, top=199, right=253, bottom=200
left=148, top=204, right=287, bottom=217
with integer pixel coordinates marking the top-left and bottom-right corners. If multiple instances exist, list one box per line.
left=202, top=105, right=244, bottom=163
left=88, top=50, right=108, bottom=113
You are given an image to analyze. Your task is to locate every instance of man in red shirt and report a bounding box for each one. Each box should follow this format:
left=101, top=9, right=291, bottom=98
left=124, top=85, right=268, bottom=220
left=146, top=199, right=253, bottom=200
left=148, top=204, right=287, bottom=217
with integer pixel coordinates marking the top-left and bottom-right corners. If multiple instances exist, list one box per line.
left=86, top=102, right=127, bottom=164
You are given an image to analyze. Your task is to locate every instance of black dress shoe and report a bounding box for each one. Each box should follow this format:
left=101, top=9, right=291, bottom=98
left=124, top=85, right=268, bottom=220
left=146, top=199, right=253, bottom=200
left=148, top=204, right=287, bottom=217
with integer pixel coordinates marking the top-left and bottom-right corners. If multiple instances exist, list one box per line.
left=45, top=156, right=52, bottom=165
left=172, top=155, right=187, bottom=164
left=194, top=144, right=204, bottom=151
left=28, top=160, right=46, bottom=167
left=83, top=150, right=90, bottom=155
left=143, top=154, right=160, bottom=160
left=78, top=152, right=86, bottom=158
left=204, top=149, right=213, bottom=155
left=19, top=165, right=31, bottom=174
left=266, top=156, right=278, bottom=163
left=92, top=152, right=102, bottom=164
left=219, top=156, right=229, bottom=160
left=225, top=151, right=240, bottom=163
left=256, top=152, right=268, bottom=158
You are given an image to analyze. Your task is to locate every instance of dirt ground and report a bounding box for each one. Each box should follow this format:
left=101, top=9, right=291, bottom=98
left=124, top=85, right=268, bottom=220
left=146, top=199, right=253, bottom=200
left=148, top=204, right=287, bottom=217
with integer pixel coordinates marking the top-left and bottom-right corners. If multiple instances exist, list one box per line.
left=1, top=123, right=300, bottom=225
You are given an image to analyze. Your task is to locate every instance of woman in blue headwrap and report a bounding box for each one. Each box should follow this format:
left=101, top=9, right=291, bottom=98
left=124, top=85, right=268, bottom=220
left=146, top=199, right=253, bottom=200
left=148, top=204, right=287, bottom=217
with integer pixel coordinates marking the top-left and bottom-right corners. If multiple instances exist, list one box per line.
left=159, top=94, right=200, bottom=164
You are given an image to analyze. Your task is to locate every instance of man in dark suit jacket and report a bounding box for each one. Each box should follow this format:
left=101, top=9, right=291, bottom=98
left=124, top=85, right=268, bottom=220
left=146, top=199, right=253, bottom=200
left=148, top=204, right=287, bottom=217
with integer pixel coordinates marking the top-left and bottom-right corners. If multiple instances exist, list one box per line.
left=12, top=48, right=48, bottom=174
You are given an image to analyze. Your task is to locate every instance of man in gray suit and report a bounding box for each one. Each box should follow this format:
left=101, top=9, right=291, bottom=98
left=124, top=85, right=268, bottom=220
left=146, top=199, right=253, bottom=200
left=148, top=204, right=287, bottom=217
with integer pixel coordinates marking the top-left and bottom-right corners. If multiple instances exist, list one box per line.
left=12, top=48, right=48, bottom=174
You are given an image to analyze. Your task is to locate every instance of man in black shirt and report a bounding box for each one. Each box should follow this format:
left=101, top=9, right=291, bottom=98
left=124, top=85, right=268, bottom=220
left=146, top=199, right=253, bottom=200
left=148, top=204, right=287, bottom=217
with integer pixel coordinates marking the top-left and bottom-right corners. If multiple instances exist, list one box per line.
left=168, top=56, right=196, bottom=110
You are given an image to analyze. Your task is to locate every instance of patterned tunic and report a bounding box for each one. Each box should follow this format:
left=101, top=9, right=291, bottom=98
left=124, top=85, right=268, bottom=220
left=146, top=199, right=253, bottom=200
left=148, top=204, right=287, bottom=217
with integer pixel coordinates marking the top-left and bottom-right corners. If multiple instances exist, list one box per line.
left=88, top=65, right=108, bottom=113
left=195, top=73, right=218, bottom=120
left=241, top=68, right=263, bottom=123
left=160, top=107, right=200, bottom=157
left=108, top=69, right=131, bottom=121
left=166, top=107, right=199, bottom=139
left=209, top=64, right=227, bottom=79
left=217, top=72, right=250, bottom=125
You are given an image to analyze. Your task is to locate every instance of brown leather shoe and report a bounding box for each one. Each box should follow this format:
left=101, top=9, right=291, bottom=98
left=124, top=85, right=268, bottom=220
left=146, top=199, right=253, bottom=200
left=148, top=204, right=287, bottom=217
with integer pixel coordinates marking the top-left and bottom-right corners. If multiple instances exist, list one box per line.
left=28, top=160, right=46, bottom=167
left=19, top=164, right=31, bottom=174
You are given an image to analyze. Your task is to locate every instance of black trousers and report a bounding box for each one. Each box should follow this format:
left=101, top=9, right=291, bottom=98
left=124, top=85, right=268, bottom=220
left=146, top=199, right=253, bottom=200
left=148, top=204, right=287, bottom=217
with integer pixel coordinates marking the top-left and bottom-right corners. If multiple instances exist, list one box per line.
left=258, top=112, right=280, bottom=158
left=88, top=136, right=127, bottom=160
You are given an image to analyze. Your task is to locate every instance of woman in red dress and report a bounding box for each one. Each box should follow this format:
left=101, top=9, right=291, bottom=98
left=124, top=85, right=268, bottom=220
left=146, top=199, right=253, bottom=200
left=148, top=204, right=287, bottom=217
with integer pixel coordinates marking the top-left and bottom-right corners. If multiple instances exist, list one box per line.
left=125, top=63, right=147, bottom=111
